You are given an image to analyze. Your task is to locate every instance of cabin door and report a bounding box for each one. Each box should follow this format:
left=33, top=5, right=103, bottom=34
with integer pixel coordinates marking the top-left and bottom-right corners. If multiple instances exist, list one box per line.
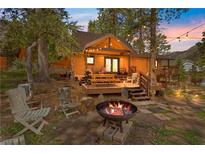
left=105, top=57, right=119, bottom=73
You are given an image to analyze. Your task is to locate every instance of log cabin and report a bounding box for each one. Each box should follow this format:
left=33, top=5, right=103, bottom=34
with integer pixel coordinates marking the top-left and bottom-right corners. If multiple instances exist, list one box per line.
left=71, top=31, right=177, bottom=81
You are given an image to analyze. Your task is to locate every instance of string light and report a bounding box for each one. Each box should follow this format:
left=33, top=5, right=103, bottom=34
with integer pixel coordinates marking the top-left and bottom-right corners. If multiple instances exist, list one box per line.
left=185, top=33, right=189, bottom=39
left=169, top=22, right=205, bottom=42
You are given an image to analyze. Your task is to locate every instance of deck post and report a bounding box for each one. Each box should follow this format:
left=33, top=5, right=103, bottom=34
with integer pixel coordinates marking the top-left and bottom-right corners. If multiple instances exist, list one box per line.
left=128, top=54, right=131, bottom=75
left=84, top=49, right=87, bottom=70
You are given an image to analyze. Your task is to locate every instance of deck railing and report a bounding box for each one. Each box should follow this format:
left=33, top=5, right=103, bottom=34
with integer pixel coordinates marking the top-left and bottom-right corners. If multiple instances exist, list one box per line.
left=139, top=72, right=150, bottom=97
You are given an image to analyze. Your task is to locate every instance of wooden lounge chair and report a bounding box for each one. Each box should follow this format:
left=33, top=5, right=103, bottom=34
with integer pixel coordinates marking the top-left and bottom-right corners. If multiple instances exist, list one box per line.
left=6, top=87, right=51, bottom=137
left=58, top=87, right=80, bottom=118
left=0, top=135, right=25, bottom=145
left=18, top=83, right=33, bottom=101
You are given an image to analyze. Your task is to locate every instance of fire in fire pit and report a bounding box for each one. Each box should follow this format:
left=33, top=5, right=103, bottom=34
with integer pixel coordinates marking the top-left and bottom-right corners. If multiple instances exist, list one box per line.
left=105, top=102, right=132, bottom=116
left=96, top=100, right=137, bottom=132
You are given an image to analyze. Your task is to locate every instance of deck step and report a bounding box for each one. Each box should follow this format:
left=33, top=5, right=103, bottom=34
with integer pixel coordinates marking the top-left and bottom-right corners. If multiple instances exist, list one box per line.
left=132, top=96, right=150, bottom=101
left=128, top=88, right=144, bottom=92
left=130, top=92, right=147, bottom=96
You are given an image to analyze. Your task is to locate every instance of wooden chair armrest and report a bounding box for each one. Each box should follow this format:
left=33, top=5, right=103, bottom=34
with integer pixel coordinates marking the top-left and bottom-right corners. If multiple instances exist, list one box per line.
left=27, top=100, right=44, bottom=109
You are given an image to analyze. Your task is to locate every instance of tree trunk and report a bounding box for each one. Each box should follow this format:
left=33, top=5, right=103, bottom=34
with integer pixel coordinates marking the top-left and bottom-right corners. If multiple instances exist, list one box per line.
left=149, top=8, right=158, bottom=96
left=36, top=36, right=50, bottom=82
left=26, top=42, right=36, bottom=83
left=139, top=9, right=145, bottom=54
left=112, top=9, right=117, bottom=35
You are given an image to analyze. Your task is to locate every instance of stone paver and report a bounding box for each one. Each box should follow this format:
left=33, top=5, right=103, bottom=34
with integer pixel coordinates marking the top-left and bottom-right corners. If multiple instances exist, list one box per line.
left=153, top=113, right=171, bottom=121
left=131, top=100, right=156, bottom=106
left=138, top=108, right=153, bottom=114
left=166, top=112, right=181, bottom=119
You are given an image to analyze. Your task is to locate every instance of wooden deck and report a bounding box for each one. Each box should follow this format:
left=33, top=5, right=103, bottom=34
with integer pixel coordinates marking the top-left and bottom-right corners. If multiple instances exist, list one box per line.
left=82, top=83, right=139, bottom=95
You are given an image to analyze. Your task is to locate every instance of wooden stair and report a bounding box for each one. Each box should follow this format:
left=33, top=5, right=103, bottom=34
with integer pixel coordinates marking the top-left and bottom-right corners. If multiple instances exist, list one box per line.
left=128, top=87, right=150, bottom=101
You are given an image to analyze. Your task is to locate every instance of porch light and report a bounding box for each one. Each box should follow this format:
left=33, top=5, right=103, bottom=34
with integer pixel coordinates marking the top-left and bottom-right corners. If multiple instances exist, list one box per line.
left=117, top=39, right=120, bottom=42
left=143, top=25, right=146, bottom=29
left=155, top=60, right=158, bottom=69
left=175, top=89, right=182, bottom=98
left=192, top=94, right=200, bottom=103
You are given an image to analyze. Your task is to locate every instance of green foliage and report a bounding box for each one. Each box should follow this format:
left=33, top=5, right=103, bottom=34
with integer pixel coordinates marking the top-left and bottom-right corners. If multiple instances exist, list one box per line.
left=165, top=88, right=175, bottom=96
left=88, top=8, right=187, bottom=54
left=176, top=59, right=187, bottom=83
left=153, top=128, right=177, bottom=144
left=1, top=9, right=79, bottom=62
left=196, top=31, right=205, bottom=75
left=184, top=130, right=200, bottom=145
left=10, top=59, right=26, bottom=70
left=196, top=110, right=205, bottom=120
left=25, top=133, right=44, bottom=144
left=0, top=69, right=30, bottom=92
left=1, top=123, right=24, bottom=136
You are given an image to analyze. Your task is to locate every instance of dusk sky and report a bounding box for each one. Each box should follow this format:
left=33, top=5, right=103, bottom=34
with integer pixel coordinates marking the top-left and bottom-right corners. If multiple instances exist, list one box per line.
left=67, top=8, right=205, bottom=52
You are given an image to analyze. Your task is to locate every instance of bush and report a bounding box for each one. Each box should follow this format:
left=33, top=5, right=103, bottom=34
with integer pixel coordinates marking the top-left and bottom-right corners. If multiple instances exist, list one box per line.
left=10, top=59, right=26, bottom=71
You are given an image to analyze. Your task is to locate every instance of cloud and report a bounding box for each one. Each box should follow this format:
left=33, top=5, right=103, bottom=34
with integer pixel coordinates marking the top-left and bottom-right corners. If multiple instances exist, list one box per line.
left=71, top=13, right=98, bottom=20
left=70, top=13, right=98, bottom=31
left=170, top=39, right=200, bottom=52
left=160, top=21, right=205, bottom=51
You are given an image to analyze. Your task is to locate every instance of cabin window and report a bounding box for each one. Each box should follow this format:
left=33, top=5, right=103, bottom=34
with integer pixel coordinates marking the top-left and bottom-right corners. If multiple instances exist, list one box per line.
left=87, top=56, right=94, bottom=65
left=105, top=57, right=119, bottom=73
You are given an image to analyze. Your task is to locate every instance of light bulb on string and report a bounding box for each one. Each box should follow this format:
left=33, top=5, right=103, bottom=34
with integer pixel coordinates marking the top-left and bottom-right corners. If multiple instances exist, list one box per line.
left=177, top=37, right=180, bottom=42
left=185, top=33, right=189, bottom=39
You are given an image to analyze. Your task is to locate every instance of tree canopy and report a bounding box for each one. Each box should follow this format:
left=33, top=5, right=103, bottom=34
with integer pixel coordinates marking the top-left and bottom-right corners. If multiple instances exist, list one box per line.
left=88, top=8, right=188, bottom=54
left=0, top=9, right=80, bottom=82
left=0, top=8, right=79, bottom=62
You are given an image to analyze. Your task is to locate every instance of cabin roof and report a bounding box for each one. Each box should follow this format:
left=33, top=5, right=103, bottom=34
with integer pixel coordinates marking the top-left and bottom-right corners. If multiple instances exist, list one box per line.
left=74, top=31, right=178, bottom=60
left=74, top=31, right=135, bottom=53
left=74, top=31, right=106, bottom=50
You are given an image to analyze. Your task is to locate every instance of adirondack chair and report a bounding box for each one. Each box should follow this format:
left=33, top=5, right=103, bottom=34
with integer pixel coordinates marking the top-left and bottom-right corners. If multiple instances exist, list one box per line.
left=18, top=83, right=33, bottom=101
left=18, top=86, right=43, bottom=109
left=6, top=87, right=51, bottom=137
left=0, top=135, right=25, bottom=145
left=58, top=86, right=80, bottom=118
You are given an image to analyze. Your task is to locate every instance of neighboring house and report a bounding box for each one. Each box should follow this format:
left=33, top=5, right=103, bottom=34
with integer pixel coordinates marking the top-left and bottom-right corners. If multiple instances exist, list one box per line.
left=183, top=60, right=194, bottom=72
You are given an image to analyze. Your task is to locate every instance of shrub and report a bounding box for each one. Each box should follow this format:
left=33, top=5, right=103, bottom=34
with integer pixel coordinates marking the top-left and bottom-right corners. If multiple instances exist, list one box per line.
left=10, top=59, right=26, bottom=71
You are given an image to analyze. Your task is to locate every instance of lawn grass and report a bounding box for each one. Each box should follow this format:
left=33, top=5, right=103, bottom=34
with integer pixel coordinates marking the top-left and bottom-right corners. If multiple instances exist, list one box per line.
left=153, top=128, right=177, bottom=144
left=0, top=122, right=24, bottom=137
left=196, top=110, right=205, bottom=120
left=0, top=70, right=27, bottom=92
left=184, top=129, right=200, bottom=145
left=0, top=69, right=38, bottom=92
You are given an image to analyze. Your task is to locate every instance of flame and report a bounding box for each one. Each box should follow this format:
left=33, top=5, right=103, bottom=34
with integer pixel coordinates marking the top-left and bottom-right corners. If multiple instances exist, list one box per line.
left=105, top=102, right=131, bottom=116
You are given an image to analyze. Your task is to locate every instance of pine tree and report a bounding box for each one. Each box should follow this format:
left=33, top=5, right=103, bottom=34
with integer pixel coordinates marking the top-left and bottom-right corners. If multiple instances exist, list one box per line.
left=0, top=9, right=79, bottom=82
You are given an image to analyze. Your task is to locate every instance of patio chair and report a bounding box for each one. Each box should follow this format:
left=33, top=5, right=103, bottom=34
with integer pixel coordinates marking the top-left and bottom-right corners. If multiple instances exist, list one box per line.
left=18, top=83, right=33, bottom=101
left=58, top=86, right=80, bottom=118
left=127, top=73, right=139, bottom=84
left=18, top=86, right=44, bottom=109
left=0, top=135, right=25, bottom=145
left=6, top=87, right=51, bottom=137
